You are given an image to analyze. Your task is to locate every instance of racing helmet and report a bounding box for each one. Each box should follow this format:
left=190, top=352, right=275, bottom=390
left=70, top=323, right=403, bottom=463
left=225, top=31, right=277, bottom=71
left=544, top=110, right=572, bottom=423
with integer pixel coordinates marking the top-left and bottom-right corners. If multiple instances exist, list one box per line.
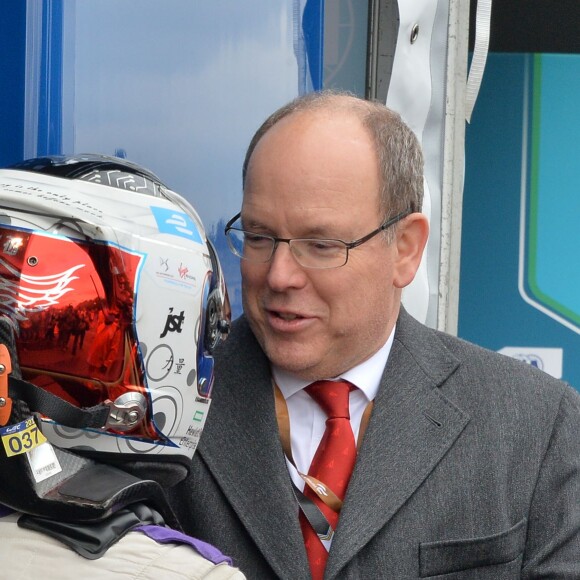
left=0, top=154, right=230, bottom=468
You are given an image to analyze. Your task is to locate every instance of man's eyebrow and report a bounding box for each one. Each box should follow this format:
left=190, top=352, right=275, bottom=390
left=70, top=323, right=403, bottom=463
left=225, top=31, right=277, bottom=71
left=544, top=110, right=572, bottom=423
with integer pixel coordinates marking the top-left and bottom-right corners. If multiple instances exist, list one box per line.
left=240, top=217, right=271, bottom=231
left=241, top=219, right=342, bottom=239
left=300, top=227, right=341, bottom=238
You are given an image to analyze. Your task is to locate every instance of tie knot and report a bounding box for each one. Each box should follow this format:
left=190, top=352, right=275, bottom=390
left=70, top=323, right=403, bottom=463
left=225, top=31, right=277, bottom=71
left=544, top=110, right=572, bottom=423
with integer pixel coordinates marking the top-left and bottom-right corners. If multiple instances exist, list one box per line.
left=305, top=380, right=353, bottom=420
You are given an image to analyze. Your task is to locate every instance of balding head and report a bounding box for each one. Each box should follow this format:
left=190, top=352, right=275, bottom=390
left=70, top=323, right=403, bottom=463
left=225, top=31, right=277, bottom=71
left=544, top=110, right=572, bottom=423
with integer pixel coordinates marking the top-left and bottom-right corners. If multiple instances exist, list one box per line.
left=243, top=90, right=424, bottom=222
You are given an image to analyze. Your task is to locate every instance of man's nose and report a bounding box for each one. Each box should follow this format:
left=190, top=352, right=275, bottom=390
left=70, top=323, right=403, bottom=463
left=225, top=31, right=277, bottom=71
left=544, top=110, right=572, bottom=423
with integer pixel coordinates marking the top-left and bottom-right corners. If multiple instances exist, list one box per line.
left=266, top=241, right=307, bottom=290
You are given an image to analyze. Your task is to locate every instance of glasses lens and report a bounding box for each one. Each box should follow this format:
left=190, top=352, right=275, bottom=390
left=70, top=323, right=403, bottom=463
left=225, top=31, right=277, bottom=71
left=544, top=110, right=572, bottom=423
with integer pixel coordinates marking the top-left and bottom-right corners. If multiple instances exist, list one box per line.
left=226, top=229, right=274, bottom=263
left=225, top=228, right=244, bottom=257
left=290, top=239, right=347, bottom=269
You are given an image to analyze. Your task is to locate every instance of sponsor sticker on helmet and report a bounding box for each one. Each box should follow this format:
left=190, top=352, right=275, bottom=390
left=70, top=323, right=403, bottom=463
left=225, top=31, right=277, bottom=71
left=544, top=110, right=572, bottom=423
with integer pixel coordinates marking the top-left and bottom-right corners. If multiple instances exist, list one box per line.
left=150, top=206, right=203, bottom=244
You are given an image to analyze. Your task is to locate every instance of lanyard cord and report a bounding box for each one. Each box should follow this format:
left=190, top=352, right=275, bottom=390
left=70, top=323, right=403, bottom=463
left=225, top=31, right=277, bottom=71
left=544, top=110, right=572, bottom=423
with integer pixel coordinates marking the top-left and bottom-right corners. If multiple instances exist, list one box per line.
left=273, top=382, right=374, bottom=537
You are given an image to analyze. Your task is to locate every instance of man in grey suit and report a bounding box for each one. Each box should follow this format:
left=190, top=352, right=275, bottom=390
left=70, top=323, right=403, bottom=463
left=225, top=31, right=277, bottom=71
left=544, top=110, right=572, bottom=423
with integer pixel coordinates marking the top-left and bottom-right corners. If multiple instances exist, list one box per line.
left=171, top=91, right=580, bottom=578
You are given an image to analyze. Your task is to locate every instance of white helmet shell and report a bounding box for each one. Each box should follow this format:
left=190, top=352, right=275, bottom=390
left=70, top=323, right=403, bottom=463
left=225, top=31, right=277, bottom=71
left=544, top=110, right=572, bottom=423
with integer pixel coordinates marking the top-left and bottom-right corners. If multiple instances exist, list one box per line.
left=0, top=155, right=229, bottom=462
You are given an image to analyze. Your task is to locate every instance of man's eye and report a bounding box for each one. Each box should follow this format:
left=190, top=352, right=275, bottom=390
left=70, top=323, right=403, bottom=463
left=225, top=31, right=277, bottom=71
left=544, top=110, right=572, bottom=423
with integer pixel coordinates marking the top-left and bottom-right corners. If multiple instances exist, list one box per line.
left=305, top=240, right=343, bottom=254
left=245, top=234, right=271, bottom=246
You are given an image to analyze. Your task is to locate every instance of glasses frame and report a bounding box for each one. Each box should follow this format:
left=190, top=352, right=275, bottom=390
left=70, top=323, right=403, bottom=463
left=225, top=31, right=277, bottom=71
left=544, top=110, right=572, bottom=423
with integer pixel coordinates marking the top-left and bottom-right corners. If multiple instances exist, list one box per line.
left=224, top=207, right=412, bottom=269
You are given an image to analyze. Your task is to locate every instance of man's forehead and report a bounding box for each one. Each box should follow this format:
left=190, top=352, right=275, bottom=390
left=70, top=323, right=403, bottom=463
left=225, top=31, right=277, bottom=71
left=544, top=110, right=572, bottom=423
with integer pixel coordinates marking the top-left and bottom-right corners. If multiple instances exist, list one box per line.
left=247, top=115, right=374, bottom=180
left=241, top=191, right=382, bottom=237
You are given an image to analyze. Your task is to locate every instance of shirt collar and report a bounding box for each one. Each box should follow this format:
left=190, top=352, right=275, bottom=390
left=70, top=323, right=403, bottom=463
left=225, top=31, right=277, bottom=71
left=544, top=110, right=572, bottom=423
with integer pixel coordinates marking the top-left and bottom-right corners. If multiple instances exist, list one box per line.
left=273, top=325, right=395, bottom=402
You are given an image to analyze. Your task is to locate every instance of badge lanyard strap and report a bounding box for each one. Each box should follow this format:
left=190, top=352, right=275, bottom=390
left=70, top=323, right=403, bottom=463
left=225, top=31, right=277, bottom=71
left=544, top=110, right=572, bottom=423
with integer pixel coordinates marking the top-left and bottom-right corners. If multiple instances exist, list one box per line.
left=273, top=383, right=373, bottom=541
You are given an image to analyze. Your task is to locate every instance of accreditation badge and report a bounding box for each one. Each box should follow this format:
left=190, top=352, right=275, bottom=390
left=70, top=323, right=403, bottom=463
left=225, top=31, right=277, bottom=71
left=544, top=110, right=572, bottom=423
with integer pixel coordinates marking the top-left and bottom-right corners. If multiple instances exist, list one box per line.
left=0, top=416, right=62, bottom=482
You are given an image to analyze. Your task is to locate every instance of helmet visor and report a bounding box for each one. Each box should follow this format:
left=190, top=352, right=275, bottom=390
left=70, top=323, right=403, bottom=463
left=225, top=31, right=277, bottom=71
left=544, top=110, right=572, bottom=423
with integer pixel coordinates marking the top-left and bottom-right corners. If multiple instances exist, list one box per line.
left=0, top=223, right=157, bottom=439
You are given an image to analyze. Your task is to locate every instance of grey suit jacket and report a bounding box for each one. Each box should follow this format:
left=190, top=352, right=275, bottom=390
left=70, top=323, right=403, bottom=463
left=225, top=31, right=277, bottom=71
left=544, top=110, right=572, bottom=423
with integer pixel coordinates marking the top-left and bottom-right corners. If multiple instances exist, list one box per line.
left=171, top=309, right=580, bottom=579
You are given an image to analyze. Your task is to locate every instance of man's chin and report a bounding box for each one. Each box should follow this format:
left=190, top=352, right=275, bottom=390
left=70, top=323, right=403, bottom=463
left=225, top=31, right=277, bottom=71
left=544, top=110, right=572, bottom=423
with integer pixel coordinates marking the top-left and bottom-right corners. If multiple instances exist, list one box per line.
left=266, top=346, right=333, bottom=381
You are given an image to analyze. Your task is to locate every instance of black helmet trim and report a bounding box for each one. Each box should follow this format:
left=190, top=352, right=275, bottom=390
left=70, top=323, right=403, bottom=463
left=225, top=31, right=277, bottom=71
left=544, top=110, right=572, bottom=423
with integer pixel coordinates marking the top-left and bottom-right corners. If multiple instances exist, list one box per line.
left=9, top=154, right=168, bottom=197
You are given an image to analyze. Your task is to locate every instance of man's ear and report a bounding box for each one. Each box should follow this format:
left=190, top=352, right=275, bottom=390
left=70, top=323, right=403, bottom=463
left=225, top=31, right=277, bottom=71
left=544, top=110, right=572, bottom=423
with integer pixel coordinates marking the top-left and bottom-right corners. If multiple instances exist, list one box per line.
left=393, top=212, right=430, bottom=288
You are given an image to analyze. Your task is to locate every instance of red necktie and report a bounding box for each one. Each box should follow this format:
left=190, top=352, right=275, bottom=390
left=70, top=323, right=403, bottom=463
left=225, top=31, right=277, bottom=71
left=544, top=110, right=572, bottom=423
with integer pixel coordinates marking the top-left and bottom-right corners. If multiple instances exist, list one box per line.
left=300, top=380, right=357, bottom=580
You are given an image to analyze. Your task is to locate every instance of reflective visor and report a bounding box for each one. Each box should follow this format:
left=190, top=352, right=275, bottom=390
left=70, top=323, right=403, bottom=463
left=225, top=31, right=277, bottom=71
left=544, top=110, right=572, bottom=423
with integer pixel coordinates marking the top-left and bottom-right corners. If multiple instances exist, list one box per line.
left=0, top=224, right=158, bottom=439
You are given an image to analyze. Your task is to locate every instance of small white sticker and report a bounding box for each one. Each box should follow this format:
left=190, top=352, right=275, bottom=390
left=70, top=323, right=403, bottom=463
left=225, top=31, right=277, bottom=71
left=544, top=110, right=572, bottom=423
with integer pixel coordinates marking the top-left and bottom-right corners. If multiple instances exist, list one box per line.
left=498, top=346, right=563, bottom=379
left=26, top=441, right=62, bottom=483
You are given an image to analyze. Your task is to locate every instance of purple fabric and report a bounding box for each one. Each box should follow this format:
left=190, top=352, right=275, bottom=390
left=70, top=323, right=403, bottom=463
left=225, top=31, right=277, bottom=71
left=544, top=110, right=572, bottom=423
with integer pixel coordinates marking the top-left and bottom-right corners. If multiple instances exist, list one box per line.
left=0, top=504, right=14, bottom=517
left=135, top=525, right=233, bottom=566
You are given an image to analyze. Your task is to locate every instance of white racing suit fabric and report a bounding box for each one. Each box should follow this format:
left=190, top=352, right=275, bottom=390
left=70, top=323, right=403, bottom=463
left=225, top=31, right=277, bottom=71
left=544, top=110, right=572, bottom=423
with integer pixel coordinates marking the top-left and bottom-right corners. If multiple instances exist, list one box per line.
left=0, top=509, right=246, bottom=580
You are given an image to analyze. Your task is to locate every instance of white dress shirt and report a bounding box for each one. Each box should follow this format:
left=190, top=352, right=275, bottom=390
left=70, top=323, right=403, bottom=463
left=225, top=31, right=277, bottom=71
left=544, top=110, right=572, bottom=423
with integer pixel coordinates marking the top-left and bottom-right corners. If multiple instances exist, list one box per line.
left=273, top=327, right=395, bottom=491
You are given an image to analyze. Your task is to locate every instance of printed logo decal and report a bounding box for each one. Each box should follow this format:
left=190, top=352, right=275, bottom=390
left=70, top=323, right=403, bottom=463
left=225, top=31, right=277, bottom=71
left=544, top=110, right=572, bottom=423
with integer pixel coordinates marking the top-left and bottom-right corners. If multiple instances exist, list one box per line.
left=178, top=263, right=189, bottom=279
left=0, top=256, right=83, bottom=320
left=160, top=307, right=185, bottom=338
left=150, top=206, right=203, bottom=244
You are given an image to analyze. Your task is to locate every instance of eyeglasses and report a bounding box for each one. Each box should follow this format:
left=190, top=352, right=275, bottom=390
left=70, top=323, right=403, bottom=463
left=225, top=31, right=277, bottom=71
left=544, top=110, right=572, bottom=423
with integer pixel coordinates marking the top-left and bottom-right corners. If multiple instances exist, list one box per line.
left=224, top=208, right=412, bottom=269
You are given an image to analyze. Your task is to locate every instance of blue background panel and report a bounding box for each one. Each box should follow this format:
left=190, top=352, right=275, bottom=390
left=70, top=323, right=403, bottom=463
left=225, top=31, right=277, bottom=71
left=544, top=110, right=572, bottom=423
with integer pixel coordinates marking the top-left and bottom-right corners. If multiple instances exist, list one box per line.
left=0, top=0, right=26, bottom=166
left=524, top=55, right=580, bottom=328
left=460, top=53, right=580, bottom=392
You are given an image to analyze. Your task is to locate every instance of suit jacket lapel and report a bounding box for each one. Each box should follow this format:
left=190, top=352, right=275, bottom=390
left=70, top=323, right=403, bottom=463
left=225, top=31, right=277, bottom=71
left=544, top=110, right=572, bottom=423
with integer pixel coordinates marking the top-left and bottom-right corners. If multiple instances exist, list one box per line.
left=199, top=318, right=309, bottom=579
left=326, top=310, right=471, bottom=578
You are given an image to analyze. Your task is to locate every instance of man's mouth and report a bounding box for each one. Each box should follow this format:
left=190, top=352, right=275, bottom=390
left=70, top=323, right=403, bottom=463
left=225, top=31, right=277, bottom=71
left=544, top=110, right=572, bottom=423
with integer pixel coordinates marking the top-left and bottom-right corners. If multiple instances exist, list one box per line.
left=274, top=312, right=303, bottom=321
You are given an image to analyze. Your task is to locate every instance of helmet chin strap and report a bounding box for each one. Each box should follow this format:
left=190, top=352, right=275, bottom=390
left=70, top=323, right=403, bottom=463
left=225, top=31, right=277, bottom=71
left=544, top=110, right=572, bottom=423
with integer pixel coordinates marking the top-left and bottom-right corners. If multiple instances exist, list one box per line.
left=5, top=373, right=150, bottom=433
